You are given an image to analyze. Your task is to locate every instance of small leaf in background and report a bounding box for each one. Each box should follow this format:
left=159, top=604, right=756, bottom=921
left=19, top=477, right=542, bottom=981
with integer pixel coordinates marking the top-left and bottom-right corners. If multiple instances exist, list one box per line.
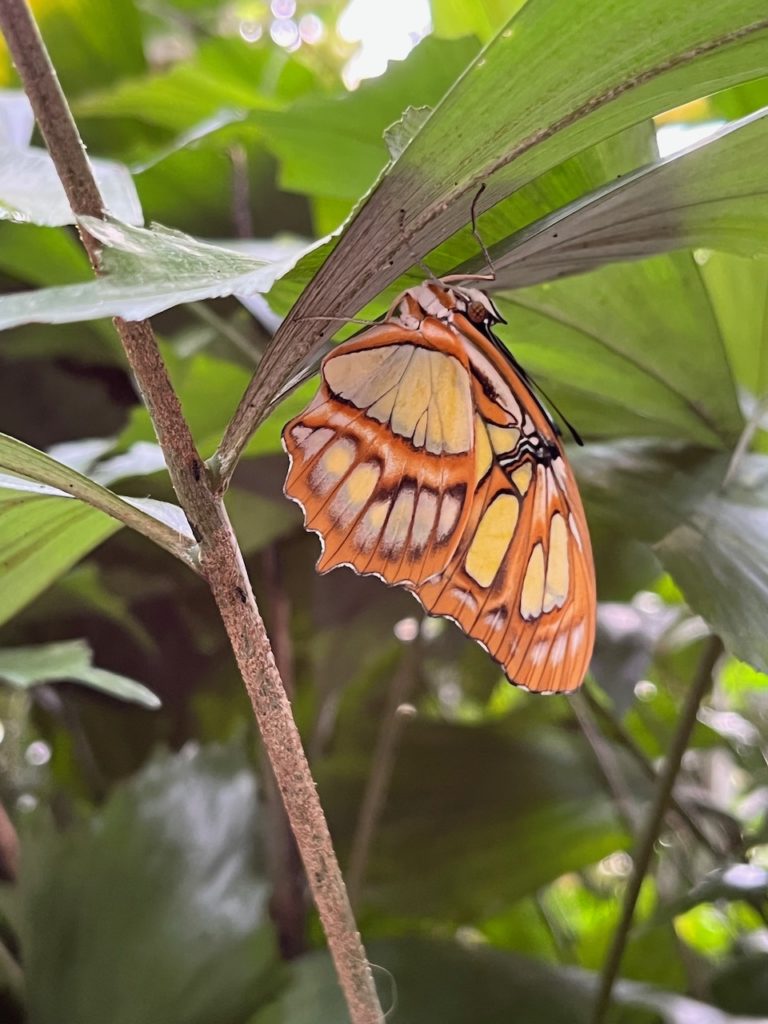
left=0, top=474, right=120, bottom=628
left=253, top=937, right=753, bottom=1024
left=0, top=638, right=159, bottom=708
left=0, top=432, right=194, bottom=558
left=0, top=142, right=143, bottom=227
left=17, top=744, right=281, bottom=1024
left=318, top=719, right=630, bottom=919
left=574, top=443, right=768, bottom=673
left=0, top=217, right=308, bottom=328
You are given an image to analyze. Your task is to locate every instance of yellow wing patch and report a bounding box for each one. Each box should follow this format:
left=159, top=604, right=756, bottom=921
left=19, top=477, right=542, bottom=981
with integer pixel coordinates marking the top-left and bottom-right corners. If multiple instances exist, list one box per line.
left=324, top=343, right=473, bottom=454
left=465, top=493, right=519, bottom=587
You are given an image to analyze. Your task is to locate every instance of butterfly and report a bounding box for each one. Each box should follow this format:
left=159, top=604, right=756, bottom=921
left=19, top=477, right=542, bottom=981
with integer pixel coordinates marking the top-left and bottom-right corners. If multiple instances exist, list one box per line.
left=282, top=278, right=596, bottom=693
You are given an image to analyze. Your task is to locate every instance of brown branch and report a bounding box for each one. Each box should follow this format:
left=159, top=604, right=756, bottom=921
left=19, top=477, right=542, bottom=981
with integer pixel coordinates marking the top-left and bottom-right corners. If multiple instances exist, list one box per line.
left=590, top=635, right=723, bottom=1024
left=347, top=642, right=419, bottom=908
left=0, top=4, right=383, bottom=1020
left=229, top=142, right=307, bottom=960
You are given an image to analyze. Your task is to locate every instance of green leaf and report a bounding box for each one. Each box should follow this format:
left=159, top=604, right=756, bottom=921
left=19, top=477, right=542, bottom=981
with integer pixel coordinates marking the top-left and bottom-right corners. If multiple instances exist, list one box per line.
left=20, top=563, right=154, bottom=652
left=0, top=140, right=142, bottom=227
left=318, top=720, right=628, bottom=918
left=383, top=106, right=433, bottom=161
left=574, top=443, right=768, bottom=672
left=73, top=36, right=281, bottom=131
left=467, top=109, right=768, bottom=289
left=432, top=0, right=528, bottom=41
left=0, top=433, right=194, bottom=561
left=0, top=222, right=96, bottom=288
left=0, top=475, right=120, bottom=627
left=18, top=743, right=280, bottom=1024
left=699, top=250, right=768, bottom=397
left=0, top=0, right=145, bottom=98
left=0, top=217, right=308, bottom=328
left=250, top=36, right=480, bottom=202
left=497, top=252, right=743, bottom=446
left=253, top=937, right=751, bottom=1024
left=0, top=638, right=159, bottom=708
left=269, top=1, right=768, bottom=372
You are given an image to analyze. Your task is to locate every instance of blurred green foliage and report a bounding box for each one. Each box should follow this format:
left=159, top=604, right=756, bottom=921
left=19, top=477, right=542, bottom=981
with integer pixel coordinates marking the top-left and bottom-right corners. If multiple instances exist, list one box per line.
left=0, top=1, right=768, bottom=1022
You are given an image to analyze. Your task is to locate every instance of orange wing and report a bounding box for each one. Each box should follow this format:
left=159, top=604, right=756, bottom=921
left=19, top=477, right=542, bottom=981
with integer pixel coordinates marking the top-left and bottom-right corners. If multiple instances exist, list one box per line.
left=282, top=298, right=596, bottom=693
left=283, top=316, right=478, bottom=587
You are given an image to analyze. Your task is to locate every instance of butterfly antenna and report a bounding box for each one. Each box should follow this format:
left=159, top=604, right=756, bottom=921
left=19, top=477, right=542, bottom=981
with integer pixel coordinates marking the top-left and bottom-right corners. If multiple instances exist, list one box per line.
left=470, top=182, right=496, bottom=282
left=534, top=377, right=583, bottom=446
left=296, top=315, right=381, bottom=326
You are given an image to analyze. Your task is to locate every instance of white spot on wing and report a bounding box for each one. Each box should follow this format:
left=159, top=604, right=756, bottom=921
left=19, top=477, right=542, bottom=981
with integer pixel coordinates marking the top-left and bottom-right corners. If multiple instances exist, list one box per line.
left=437, top=491, right=462, bottom=541
left=530, top=639, right=549, bottom=665
left=569, top=513, right=583, bottom=553
left=570, top=620, right=586, bottom=657
left=551, top=634, right=567, bottom=666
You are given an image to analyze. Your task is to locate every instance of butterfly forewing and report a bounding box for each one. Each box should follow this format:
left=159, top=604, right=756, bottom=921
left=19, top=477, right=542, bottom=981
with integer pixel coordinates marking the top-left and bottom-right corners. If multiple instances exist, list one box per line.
left=282, top=282, right=596, bottom=692
left=283, top=320, right=478, bottom=587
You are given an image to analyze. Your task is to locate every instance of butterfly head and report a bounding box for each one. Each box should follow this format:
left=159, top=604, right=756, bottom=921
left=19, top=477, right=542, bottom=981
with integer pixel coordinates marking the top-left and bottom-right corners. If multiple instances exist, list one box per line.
left=457, top=287, right=506, bottom=331
left=401, top=281, right=506, bottom=337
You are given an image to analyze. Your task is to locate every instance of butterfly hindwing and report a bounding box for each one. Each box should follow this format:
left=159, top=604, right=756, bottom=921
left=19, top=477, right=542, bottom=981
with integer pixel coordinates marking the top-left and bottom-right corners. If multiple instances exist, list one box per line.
left=416, top=453, right=595, bottom=693
left=414, top=320, right=595, bottom=692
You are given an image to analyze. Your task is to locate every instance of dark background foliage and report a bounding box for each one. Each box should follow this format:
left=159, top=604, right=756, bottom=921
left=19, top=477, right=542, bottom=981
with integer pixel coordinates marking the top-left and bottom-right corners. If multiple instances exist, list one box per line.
left=0, top=1, right=768, bottom=1021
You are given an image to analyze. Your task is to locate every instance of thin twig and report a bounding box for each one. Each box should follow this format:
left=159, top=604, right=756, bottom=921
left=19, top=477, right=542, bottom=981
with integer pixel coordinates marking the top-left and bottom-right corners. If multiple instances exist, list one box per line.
left=590, top=635, right=723, bottom=1024
left=0, top=799, right=18, bottom=881
left=582, top=685, right=726, bottom=859
left=722, top=394, right=768, bottom=489
left=228, top=144, right=254, bottom=239
left=0, top=5, right=383, bottom=1020
left=572, top=693, right=637, bottom=835
left=347, top=642, right=419, bottom=908
left=188, top=300, right=260, bottom=365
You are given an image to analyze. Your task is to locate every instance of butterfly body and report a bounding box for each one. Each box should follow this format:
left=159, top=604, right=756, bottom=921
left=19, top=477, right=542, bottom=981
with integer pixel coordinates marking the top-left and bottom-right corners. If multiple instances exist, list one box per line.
left=282, top=280, right=596, bottom=693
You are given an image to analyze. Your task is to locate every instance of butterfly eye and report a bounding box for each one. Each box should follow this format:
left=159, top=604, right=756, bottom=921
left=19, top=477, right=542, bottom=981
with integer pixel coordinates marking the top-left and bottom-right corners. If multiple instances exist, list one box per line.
left=467, top=300, right=488, bottom=324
